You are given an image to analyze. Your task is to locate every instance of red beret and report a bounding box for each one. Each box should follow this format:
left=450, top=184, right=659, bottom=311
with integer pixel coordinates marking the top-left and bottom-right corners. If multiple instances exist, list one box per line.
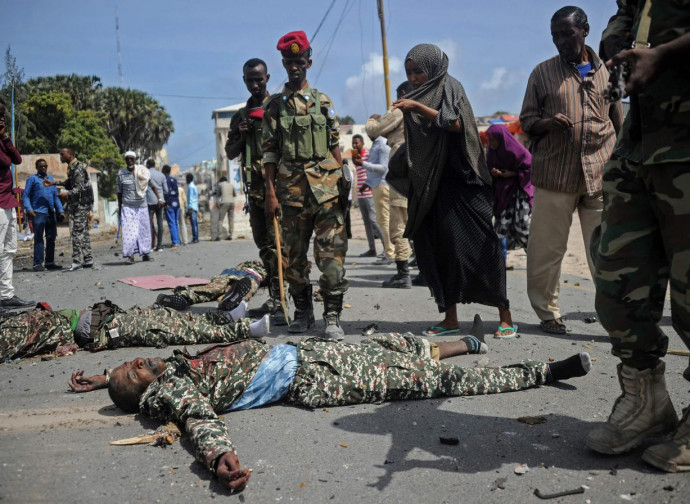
left=277, top=31, right=310, bottom=57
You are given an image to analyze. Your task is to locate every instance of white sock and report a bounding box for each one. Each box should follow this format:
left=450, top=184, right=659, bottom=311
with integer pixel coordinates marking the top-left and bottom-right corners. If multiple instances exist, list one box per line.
left=249, top=314, right=270, bottom=338
left=228, top=300, right=249, bottom=321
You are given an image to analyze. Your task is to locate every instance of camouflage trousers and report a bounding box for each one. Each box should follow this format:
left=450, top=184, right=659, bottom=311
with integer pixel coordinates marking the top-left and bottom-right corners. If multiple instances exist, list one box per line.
left=69, top=204, right=92, bottom=264
left=281, top=193, right=348, bottom=297
left=173, top=260, right=266, bottom=305
left=595, top=158, right=690, bottom=373
left=0, top=310, right=74, bottom=361
left=286, top=333, right=549, bottom=407
left=104, top=306, right=251, bottom=349
left=249, top=198, right=280, bottom=282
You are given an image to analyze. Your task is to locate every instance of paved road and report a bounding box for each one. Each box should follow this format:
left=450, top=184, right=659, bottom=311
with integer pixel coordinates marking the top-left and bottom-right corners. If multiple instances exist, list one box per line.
left=0, top=236, right=687, bottom=503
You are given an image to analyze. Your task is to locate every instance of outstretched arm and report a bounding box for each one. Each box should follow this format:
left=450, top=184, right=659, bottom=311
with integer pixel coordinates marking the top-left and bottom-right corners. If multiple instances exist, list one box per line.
left=68, top=369, right=109, bottom=392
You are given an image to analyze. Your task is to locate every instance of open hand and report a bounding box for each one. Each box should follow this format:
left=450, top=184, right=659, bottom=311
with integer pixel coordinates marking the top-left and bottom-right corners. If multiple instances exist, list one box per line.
left=216, top=452, right=251, bottom=492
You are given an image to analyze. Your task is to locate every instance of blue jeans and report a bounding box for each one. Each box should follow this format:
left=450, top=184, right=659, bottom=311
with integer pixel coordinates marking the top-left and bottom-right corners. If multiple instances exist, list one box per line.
left=165, top=205, right=181, bottom=246
left=188, top=209, right=199, bottom=242
left=32, top=212, right=57, bottom=267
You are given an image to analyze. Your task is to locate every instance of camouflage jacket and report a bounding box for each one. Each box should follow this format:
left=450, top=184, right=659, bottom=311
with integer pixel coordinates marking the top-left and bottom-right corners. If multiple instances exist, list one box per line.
left=64, top=159, right=92, bottom=207
left=262, top=82, right=342, bottom=207
left=226, top=97, right=269, bottom=201
left=139, top=341, right=269, bottom=472
left=601, top=0, right=690, bottom=164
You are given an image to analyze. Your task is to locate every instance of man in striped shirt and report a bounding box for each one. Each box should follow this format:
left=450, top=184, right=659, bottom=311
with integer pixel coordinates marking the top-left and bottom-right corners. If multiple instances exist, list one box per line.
left=520, top=5, right=623, bottom=335
left=352, top=135, right=384, bottom=257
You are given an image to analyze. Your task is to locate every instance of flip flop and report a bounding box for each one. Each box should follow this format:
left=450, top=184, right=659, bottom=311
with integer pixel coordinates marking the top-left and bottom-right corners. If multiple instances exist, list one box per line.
left=422, top=326, right=460, bottom=337
left=218, top=277, right=252, bottom=311
left=494, top=324, right=519, bottom=339
left=540, top=319, right=567, bottom=335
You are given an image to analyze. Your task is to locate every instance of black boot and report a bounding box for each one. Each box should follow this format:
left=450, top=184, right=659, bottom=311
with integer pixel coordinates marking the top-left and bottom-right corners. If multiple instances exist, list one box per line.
left=323, top=294, right=344, bottom=340
left=411, top=272, right=428, bottom=287
left=382, top=260, right=412, bottom=289
left=270, top=277, right=288, bottom=326
left=288, top=285, right=315, bottom=333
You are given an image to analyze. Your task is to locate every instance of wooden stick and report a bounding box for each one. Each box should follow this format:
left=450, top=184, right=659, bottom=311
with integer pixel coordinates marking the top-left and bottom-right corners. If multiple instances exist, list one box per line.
left=667, top=349, right=690, bottom=357
left=273, top=215, right=290, bottom=325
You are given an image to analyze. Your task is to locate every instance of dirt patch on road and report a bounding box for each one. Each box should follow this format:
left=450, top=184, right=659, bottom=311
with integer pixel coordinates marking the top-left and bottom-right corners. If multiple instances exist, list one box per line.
left=0, top=404, right=136, bottom=432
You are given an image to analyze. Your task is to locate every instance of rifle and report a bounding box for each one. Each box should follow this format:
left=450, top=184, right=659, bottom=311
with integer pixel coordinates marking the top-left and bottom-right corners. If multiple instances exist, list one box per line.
left=604, top=62, right=630, bottom=102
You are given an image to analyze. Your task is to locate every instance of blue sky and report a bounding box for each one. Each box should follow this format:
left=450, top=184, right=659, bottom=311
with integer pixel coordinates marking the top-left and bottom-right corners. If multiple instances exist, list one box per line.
left=5, top=0, right=618, bottom=168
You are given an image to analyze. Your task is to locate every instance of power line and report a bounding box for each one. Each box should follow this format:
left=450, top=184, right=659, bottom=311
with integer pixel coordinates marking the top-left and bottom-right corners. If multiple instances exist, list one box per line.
left=312, top=0, right=337, bottom=42
left=314, top=0, right=352, bottom=85
left=174, top=138, right=215, bottom=164
left=152, top=93, right=244, bottom=101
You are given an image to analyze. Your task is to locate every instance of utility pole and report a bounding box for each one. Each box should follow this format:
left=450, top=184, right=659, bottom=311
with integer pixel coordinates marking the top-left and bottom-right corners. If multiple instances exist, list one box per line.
left=115, top=7, right=123, bottom=86
left=377, top=0, right=392, bottom=109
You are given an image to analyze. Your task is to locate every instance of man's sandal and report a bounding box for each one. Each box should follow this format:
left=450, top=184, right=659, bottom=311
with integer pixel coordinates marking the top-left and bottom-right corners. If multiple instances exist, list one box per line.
left=422, top=326, right=460, bottom=337
left=494, top=324, right=519, bottom=339
left=539, top=318, right=567, bottom=335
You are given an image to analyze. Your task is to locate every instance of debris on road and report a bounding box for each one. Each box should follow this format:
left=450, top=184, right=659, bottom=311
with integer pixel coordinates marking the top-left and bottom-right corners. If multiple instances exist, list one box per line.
left=514, top=463, right=529, bottom=475
left=534, top=487, right=585, bottom=499
left=439, top=436, right=459, bottom=445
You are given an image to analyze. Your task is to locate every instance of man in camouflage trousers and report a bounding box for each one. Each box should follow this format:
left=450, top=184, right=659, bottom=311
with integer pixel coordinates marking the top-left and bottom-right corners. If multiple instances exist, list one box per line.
left=587, top=0, right=690, bottom=473
left=0, top=302, right=253, bottom=362
left=44, top=148, right=93, bottom=271
left=263, top=31, right=348, bottom=338
left=225, top=58, right=286, bottom=325
left=69, top=326, right=591, bottom=492
left=156, top=260, right=265, bottom=312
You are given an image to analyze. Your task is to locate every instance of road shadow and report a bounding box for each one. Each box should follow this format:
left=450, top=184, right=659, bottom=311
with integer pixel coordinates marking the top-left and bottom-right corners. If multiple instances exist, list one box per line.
left=331, top=401, right=658, bottom=491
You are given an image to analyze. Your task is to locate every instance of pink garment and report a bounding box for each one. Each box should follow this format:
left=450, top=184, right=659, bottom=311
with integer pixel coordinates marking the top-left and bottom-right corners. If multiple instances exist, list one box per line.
left=486, top=124, right=534, bottom=217
left=356, top=148, right=372, bottom=198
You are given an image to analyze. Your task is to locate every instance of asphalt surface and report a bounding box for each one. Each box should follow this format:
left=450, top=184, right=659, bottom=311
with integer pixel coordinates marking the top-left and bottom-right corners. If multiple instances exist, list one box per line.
left=0, top=231, right=688, bottom=503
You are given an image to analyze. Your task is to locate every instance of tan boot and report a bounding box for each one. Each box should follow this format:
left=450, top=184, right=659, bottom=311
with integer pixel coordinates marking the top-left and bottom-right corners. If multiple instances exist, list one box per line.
left=642, top=406, right=690, bottom=472
left=587, top=361, right=679, bottom=454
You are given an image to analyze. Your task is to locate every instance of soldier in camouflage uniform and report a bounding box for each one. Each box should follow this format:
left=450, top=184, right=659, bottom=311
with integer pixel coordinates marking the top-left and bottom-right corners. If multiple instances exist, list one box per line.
left=70, top=326, right=591, bottom=492
left=0, top=302, right=255, bottom=362
left=156, top=260, right=265, bottom=312
left=225, top=59, right=286, bottom=325
left=44, top=148, right=93, bottom=271
left=263, top=31, right=348, bottom=338
left=587, top=0, right=690, bottom=473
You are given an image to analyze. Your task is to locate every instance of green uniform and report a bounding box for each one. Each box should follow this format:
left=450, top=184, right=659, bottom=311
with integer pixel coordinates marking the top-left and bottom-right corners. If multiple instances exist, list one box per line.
left=595, top=0, right=690, bottom=371
left=172, top=260, right=265, bottom=305
left=0, top=306, right=251, bottom=362
left=262, top=83, right=348, bottom=297
left=139, top=334, right=550, bottom=473
left=226, top=98, right=282, bottom=281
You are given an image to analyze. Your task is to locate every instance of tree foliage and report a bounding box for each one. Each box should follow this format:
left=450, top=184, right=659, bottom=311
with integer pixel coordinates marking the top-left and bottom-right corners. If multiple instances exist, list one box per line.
left=98, top=87, right=174, bottom=160
left=1, top=54, right=174, bottom=196
left=338, top=114, right=356, bottom=125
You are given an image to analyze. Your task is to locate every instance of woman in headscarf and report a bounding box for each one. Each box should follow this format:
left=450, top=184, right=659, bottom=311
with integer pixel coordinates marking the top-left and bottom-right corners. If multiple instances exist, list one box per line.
left=393, top=44, right=516, bottom=338
left=486, top=124, right=534, bottom=264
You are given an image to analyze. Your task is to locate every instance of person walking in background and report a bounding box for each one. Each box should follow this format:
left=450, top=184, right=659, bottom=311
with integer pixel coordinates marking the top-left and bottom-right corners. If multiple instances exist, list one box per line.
left=486, top=124, right=534, bottom=266
left=519, top=6, right=622, bottom=335
left=161, top=165, right=180, bottom=249
left=357, top=132, right=392, bottom=265
left=23, top=158, right=65, bottom=271
left=186, top=173, right=199, bottom=243
left=177, top=180, right=189, bottom=245
left=352, top=134, right=384, bottom=258
left=117, top=151, right=153, bottom=264
left=394, top=43, right=517, bottom=339
left=0, top=98, right=34, bottom=312
left=212, top=176, right=236, bottom=241
left=145, top=159, right=168, bottom=252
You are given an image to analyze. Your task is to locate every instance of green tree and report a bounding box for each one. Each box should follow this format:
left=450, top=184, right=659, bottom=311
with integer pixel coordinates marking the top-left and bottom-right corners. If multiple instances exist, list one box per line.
left=338, top=114, right=356, bottom=125
left=21, top=90, right=74, bottom=153
left=97, top=87, right=174, bottom=160
left=25, top=74, right=102, bottom=112
left=58, top=110, right=124, bottom=198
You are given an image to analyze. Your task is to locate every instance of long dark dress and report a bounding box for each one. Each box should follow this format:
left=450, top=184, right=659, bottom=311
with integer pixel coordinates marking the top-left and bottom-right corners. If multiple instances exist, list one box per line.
left=413, top=137, right=509, bottom=313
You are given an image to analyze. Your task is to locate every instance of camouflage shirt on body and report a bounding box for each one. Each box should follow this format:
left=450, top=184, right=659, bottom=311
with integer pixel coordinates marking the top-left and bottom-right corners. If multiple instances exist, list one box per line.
left=226, top=96, right=269, bottom=201
left=64, top=159, right=92, bottom=207
left=262, top=82, right=342, bottom=207
left=601, top=0, right=690, bottom=164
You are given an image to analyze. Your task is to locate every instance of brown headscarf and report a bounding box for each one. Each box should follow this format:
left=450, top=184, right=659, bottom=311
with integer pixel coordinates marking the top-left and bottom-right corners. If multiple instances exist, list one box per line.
left=401, top=44, right=490, bottom=237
